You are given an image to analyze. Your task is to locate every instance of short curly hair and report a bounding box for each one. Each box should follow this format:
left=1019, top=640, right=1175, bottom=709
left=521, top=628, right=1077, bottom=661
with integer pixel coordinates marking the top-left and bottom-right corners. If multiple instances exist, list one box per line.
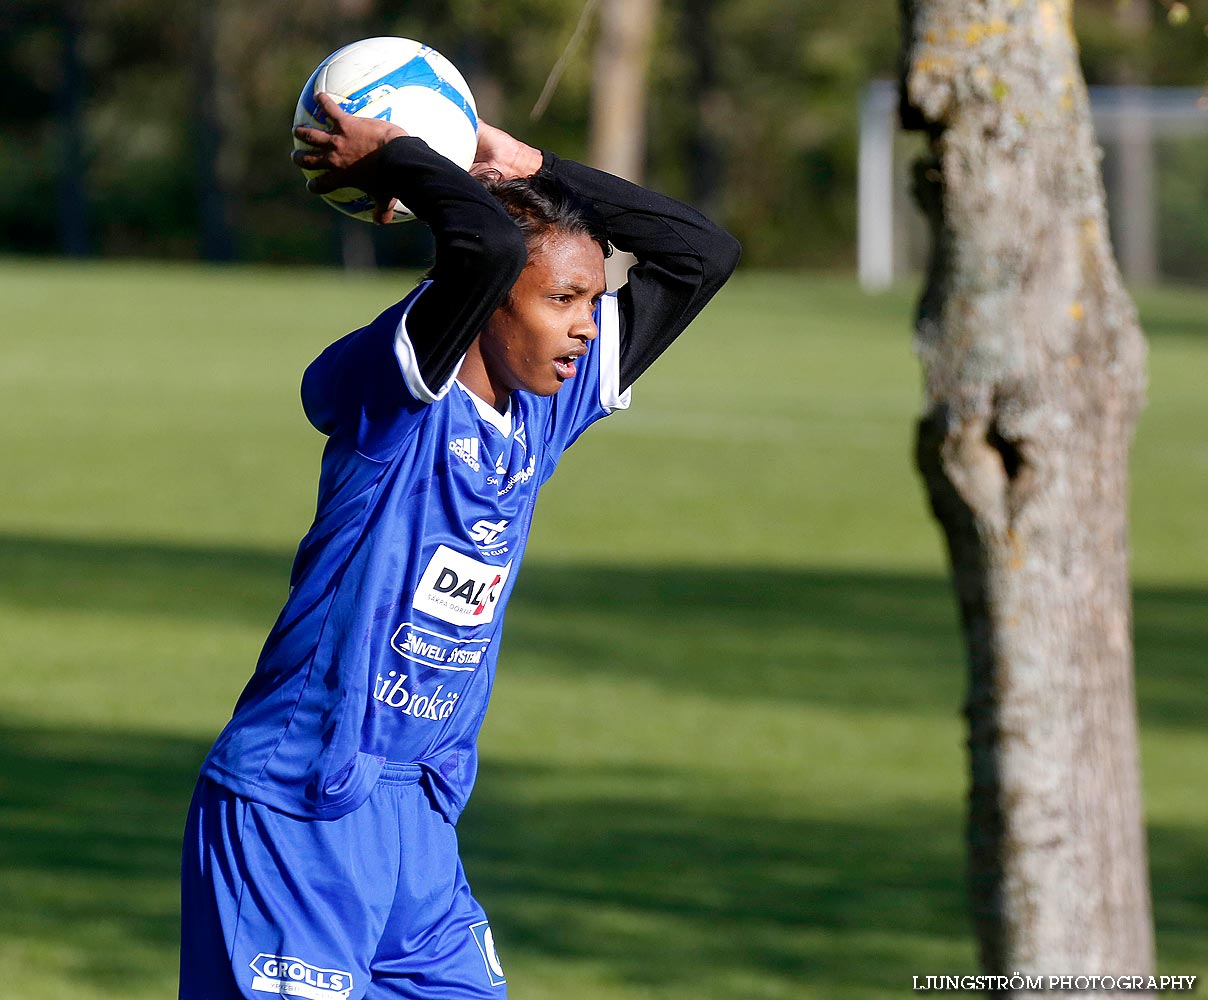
left=480, top=171, right=612, bottom=261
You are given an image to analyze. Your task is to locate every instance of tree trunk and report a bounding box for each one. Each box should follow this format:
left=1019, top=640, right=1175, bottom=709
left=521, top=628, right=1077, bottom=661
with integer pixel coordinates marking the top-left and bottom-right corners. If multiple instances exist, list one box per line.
left=195, top=0, right=241, bottom=261
left=590, top=0, right=659, bottom=288
left=57, top=0, right=89, bottom=257
left=589, top=0, right=658, bottom=182
left=1109, top=0, right=1158, bottom=285
left=899, top=1, right=1154, bottom=992
left=683, top=0, right=724, bottom=219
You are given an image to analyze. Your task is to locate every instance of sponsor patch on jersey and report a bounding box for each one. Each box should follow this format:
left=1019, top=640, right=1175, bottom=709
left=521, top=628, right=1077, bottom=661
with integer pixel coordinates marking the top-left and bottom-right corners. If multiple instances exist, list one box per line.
left=496, top=454, right=537, bottom=498
left=469, top=921, right=507, bottom=987
left=390, top=622, right=490, bottom=671
left=413, top=545, right=512, bottom=626
left=372, top=670, right=462, bottom=722
left=249, top=954, right=353, bottom=1000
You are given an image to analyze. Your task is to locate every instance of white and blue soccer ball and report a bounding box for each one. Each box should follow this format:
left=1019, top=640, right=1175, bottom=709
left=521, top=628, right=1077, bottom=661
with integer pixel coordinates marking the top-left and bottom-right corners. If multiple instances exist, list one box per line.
left=293, top=37, right=479, bottom=223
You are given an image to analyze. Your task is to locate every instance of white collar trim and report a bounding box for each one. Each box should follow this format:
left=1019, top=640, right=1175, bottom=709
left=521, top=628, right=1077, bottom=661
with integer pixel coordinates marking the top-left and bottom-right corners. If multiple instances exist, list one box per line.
left=456, top=380, right=513, bottom=436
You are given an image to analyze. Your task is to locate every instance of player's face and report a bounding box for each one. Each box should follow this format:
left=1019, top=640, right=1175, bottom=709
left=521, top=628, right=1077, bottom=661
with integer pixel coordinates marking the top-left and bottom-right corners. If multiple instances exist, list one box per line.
left=479, top=230, right=606, bottom=401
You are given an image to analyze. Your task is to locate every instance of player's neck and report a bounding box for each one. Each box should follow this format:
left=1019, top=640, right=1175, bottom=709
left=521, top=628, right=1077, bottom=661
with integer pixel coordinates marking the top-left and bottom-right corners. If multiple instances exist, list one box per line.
left=457, top=345, right=511, bottom=413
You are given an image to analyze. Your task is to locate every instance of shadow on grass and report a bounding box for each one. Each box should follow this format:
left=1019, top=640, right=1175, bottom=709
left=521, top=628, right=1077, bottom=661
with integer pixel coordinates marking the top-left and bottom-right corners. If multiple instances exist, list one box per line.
left=6, top=727, right=965, bottom=997
left=0, top=725, right=969, bottom=998
left=0, top=724, right=1203, bottom=999
left=1134, top=295, right=1208, bottom=339
left=0, top=531, right=295, bottom=630
left=0, top=726, right=201, bottom=995
left=0, top=531, right=1204, bottom=728
left=463, top=759, right=972, bottom=995
left=1, top=533, right=1205, bottom=993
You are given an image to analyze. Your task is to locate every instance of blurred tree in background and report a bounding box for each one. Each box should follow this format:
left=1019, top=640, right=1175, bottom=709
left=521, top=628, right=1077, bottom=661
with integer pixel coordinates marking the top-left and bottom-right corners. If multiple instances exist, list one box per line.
left=0, top=0, right=1204, bottom=268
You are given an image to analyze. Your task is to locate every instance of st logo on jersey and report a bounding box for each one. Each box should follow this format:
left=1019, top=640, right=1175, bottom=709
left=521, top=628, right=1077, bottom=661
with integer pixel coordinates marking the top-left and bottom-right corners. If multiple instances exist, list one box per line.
left=470, top=518, right=508, bottom=548
left=413, top=545, right=512, bottom=626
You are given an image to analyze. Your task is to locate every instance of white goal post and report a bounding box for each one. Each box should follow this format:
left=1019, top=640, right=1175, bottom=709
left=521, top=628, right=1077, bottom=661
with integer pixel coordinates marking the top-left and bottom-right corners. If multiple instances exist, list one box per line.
left=858, top=80, right=1208, bottom=290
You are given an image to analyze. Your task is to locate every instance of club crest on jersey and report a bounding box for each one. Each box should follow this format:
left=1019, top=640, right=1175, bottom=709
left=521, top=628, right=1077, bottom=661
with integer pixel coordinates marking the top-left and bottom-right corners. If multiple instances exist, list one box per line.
left=450, top=436, right=481, bottom=472
left=413, top=545, right=512, bottom=625
left=249, top=954, right=352, bottom=1000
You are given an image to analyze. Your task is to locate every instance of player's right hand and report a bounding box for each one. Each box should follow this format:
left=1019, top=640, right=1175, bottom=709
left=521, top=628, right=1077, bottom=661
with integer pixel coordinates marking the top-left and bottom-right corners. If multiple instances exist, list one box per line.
left=292, top=92, right=408, bottom=224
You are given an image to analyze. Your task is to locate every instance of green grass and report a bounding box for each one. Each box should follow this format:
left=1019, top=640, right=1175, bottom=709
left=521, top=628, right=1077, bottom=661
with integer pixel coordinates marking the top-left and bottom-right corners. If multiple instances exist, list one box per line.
left=0, top=259, right=1204, bottom=998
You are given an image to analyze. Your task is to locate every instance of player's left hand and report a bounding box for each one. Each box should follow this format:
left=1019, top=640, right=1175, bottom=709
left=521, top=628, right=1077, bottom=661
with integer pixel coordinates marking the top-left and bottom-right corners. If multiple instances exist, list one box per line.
left=292, top=92, right=407, bottom=224
left=470, top=122, right=543, bottom=182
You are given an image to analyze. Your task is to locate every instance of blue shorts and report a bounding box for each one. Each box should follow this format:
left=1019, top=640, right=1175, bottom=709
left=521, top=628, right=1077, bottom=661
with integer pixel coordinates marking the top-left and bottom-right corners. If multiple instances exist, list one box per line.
left=180, top=765, right=507, bottom=1000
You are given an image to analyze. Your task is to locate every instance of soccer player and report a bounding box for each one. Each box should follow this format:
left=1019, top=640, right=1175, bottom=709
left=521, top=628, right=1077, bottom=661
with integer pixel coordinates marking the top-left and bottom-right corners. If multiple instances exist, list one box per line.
left=180, top=92, right=739, bottom=1000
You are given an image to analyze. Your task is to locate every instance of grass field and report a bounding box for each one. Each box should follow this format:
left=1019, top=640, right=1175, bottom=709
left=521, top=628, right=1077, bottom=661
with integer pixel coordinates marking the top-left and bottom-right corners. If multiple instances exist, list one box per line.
left=0, top=260, right=1204, bottom=998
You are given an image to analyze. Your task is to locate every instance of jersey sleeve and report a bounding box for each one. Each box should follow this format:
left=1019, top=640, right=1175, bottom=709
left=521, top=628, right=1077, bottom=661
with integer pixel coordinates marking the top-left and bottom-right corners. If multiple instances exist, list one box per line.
left=300, top=137, right=529, bottom=461
left=539, top=290, right=629, bottom=476
left=388, top=138, right=527, bottom=390
left=301, top=282, right=452, bottom=460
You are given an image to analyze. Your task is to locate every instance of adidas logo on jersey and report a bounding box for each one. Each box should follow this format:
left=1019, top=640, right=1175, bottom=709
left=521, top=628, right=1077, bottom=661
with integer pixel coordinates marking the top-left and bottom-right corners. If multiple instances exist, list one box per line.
left=449, top=437, right=481, bottom=472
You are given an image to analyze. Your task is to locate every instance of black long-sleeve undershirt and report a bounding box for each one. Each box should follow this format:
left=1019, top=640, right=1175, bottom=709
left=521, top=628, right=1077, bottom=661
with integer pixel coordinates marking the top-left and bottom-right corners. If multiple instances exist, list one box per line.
left=372, top=136, right=740, bottom=395
left=375, top=138, right=527, bottom=390
left=540, top=152, right=740, bottom=390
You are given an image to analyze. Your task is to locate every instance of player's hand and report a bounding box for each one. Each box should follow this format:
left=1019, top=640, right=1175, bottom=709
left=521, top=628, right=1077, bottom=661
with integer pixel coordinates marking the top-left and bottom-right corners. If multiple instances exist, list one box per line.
left=292, top=92, right=407, bottom=224
left=470, top=122, right=543, bottom=182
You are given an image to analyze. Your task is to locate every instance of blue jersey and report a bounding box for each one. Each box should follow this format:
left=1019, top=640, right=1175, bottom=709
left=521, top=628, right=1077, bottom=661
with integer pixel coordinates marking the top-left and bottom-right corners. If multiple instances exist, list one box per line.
left=201, top=282, right=629, bottom=823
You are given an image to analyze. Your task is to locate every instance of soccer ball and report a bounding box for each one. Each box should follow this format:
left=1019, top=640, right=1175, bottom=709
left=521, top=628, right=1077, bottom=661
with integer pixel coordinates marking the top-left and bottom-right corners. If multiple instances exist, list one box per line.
left=293, top=37, right=478, bottom=223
